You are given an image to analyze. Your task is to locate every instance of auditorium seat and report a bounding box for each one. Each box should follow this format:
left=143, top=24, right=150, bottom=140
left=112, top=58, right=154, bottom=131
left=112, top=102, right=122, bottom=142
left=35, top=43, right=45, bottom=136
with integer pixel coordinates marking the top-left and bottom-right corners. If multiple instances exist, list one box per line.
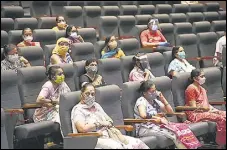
left=133, top=25, right=147, bottom=42
left=186, top=12, right=204, bottom=24
left=174, top=22, right=193, bottom=44
left=101, top=6, right=120, bottom=16
left=94, top=40, right=105, bottom=59
left=1, top=30, right=8, bottom=48
left=118, top=38, right=140, bottom=56
left=73, top=61, right=86, bottom=90
left=43, top=44, right=55, bottom=67
left=63, top=6, right=84, bottom=28
left=1, top=6, right=24, bottom=19
left=218, top=11, right=226, bottom=20
left=204, top=2, right=220, bottom=12
left=118, top=15, right=136, bottom=39
left=1, top=108, right=9, bottom=149
left=172, top=4, right=189, bottom=13
left=14, top=18, right=38, bottom=30
left=203, top=12, right=219, bottom=22
left=222, top=67, right=226, bottom=97
left=159, top=23, right=175, bottom=47
left=37, top=17, right=56, bottom=29
left=85, top=1, right=102, bottom=6
left=137, top=5, right=155, bottom=15
left=189, top=3, right=204, bottom=12
left=151, top=1, right=166, bottom=5
left=169, top=13, right=187, bottom=23
left=120, top=55, right=134, bottom=82
left=192, top=21, right=211, bottom=34
left=83, top=6, right=102, bottom=29
left=120, top=5, right=138, bottom=16
left=30, top=1, right=50, bottom=17
left=163, top=51, right=173, bottom=76
left=135, top=14, right=152, bottom=25
left=155, top=4, right=172, bottom=14
left=102, top=1, right=119, bottom=6
left=50, top=1, right=68, bottom=16
left=120, top=1, right=136, bottom=5
left=8, top=30, right=23, bottom=45
left=210, top=20, right=226, bottom=32
left=77, top=28, right=97, bottom=45
left=33, top=29, right=57, bottom=48
left=1, top=1, right=20, bottom=6
left=68, top=1, right=85, bottom=7
left=1, top=18, right=14, bottom=32
left=152, top=14, right=170, bottom=23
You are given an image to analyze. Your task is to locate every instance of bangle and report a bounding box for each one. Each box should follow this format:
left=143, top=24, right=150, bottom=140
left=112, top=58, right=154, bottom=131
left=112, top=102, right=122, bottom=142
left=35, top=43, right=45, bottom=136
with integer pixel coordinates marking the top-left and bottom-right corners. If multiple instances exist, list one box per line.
left=164, top=103, right=170, bottom=106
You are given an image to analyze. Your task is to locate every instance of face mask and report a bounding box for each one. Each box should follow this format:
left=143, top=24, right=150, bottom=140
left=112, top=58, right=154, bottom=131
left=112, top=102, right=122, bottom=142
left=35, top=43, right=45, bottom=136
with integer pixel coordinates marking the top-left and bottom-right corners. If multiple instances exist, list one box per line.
left=58, top=22, right=66, bottom=28
left=58, top=46, right=69, bottom=56
left=70, top=32, right=78, bottom=38
left=84, top=95, right=95, bottom=108
left=7, top=54, right=19, bottom=63
left=54, top=75, right=65, bottom=84
left=108, top=41, right=117, bottom=50
left=178, top=51, right=186, bottom=59
left=197, top=77, right=206, bottom=85
left=147, top=91, right=158, bottom=101
left=86, top=66, right=98, bottom=73
left=151, top=25, right=158, bottom=31
left=23, top=36, right=33, bottom=42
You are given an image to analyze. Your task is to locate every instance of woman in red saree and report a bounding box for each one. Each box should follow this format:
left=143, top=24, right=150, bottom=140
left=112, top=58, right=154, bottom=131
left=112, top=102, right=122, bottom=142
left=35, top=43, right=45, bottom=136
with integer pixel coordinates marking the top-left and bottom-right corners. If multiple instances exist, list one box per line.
left=185, top=69, right=226, bottom=148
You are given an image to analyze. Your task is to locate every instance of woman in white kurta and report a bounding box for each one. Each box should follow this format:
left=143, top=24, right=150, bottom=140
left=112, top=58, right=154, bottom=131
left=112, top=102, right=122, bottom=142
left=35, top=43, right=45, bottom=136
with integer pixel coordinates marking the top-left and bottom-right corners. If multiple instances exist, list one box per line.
left=71, top=83, right=149, bottom=149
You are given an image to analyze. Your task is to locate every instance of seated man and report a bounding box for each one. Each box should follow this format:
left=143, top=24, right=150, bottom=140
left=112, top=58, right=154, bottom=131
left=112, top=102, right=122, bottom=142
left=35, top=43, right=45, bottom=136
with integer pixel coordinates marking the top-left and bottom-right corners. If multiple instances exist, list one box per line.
left=140, top=18, right=172, bottom=53
left=17, top=28, right=40, bottom=47
left=213, top=29, right=226, bottom=67
left=129, top=53, right=155, bottom=82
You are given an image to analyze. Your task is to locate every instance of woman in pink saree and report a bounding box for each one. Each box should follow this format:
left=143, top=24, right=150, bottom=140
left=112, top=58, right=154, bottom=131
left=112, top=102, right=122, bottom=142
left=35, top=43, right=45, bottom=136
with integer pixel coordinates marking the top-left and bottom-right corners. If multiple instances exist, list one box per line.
left=185, top=69, right=226, bottom=148
left=134, top=80, right=201, bottom=149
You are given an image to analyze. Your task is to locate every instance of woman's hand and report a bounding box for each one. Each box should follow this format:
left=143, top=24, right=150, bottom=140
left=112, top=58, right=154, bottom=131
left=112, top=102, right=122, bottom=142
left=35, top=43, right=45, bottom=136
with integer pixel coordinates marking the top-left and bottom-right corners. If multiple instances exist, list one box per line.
left=99, top=121, right=113, bottom=128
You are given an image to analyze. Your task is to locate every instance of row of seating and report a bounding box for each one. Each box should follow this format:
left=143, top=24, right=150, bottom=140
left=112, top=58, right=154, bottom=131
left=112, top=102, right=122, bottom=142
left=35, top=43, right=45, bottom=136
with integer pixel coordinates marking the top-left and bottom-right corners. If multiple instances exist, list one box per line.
left=1, top=1, right=221, bottom=17
left=1, top=10, right=226, bottom=32
left=1, top=66, right=225, bottom=148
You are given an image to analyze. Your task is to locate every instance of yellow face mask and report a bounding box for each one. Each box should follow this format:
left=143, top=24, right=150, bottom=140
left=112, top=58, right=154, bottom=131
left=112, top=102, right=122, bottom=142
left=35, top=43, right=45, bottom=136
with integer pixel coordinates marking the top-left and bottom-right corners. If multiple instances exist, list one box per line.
left=54, top=75, right=65, bottom=84
left=58, top=46, right=69, bottom=56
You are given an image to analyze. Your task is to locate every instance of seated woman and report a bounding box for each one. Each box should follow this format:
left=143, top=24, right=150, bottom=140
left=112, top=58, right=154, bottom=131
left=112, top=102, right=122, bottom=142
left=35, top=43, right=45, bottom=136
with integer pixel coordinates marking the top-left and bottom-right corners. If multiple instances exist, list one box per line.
left=101, top=36, right=125, bottom=59
left=134, top=80, right=201, bottom=149
left=185, top=69, right=226, bottom=148
left=71, top=83, right=149, bottom=149
left=140, top=18, right=172, bottom=53
left=17, top=28, right=40, bottom=47
left=129, top=53, right=155, bottom=82
left=168, top=46, right=195, bottom=77
left=1, top=44, right=31, bottom=73
left=79, top=59, right=105, bottom=88
left=52, top=16, right=68, bottom=31
left=50, top=37, right=73, bottom=65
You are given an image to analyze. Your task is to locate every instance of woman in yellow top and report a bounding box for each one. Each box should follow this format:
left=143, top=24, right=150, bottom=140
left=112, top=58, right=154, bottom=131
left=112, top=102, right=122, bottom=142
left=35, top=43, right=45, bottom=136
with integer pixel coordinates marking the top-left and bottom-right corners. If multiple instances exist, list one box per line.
left=50, top=37, right=73, bottom=65
left=101, top=36, right=125, bottom=59
left=52, top=16, right=68, bottom=31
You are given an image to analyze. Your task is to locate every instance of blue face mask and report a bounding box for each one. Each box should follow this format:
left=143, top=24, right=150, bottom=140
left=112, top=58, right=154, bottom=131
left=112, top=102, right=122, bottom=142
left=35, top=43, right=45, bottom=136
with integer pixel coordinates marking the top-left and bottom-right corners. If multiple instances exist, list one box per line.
left=151, top=25, right=158, bottom=31
left=178, top=51, right=186, bottom=59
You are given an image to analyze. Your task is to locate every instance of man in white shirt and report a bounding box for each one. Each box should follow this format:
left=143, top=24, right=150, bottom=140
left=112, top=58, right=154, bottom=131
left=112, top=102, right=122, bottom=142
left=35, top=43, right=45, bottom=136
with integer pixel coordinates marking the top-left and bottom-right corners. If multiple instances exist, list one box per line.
left=213, top=30, right=226, bottom=67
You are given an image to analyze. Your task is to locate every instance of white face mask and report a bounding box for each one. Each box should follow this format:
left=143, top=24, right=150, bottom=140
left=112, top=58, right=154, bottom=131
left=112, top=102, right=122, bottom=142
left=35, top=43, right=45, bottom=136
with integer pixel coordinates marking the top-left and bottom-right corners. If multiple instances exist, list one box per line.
left=70, top=32, right=78, bottom=38
left=84, top=95, right=95, bottom=108
left=23, top=36, right=33, bottom=42
left=7, top=54, right=19, bottom=63
left=197, top=77, right=206, bottom=85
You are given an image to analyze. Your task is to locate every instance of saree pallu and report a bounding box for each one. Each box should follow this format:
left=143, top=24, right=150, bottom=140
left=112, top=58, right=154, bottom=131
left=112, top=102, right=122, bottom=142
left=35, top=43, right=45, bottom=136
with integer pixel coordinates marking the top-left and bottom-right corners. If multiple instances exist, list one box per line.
left=160, top=122, right=202, bottom=149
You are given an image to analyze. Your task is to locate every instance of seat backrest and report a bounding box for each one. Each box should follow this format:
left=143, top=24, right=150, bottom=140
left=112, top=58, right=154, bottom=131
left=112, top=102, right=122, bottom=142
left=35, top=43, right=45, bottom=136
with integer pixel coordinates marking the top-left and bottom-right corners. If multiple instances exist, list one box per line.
left=43, top=44, right=55, bottom=67
left=1, top=6, right=24, bottom=19
left=8, top=30, right=23, bottom=45
left=73, top=61, right=86, bottom=90
left=14, top=18, right=38, bottom=30
left=166, top=1, right=181, bottom=5
left=85, top=1, right=102, bottom=6
left=147, top=52, right=165, bottom=77
left=120, top=55, right=134, bottom=82
left=101, top=6, right=120, bottom=16
left=1, top=108, right=9, bottom=149
left=189, top=3, right=204, bottom=12
left=210, top=20, right=226, bottom=32
left=159, top=23, right=175, bottom=46
left=94, top=40, right=105, bottom=59
left=50, top=1, right=68, bottom=16
left=30, top=1, right=50, bottom=17
left=176, top=34, right=199, bottom=68
left=135, top=14, right=151, bottom=25
left=155, top=4, right=172, bottom=14
left=1, top=18, right=14, bottom=32
left=77, top=28, right=97, bottom=45
left=1, top=70, right=21, bottom=109
left=163, top=51, right=173, bottom=76
left=186, top=12, right=204, bottom=24
left=1, top=48, right=4, bottom=61
left=169, top=13, right=187, bottom=24
left=83, top=6, right=102, bottom=29
left=99, top=16, right=119, bottom=40
left=216, top=31, right=225, bottom=39
left=1, top=30, right=8, bottom=48
left=53, top=63, right=76, bottom=91
left=222, top=46, right=226, bottom=67
left=222, top=67, right=226, bottom=97
left=102, top=1, right=119, bottom=6
left=120, top=1, right=136, bottom=5
left=192, top=21, right=211, bottom=34
left=55, top=30, right=66, bottom=39
left=172, top=72, right=191, bottom=107
left=134, top=25, right=147, bottom=42
left=1, top=1, right=20, bottom=6
left=17, top=66, right=47, bottom=119
left=120, top=5, right=138, bottom=16
left=63, top=6, right=84, bottom=28
left=33, top=29, right=57, bottom=48
left=138, top=5, right=155, bottom=15
left=118, top=38, right=140, bottom=56
left=152, top=14, right=170, bottom=23
left=172, top=4, right=189, bottom=13
left=174, top=22, right=193, bottom=35
left=95, top=85, right=125, bottom=134
left=203, top=12, right=219, bottom=22
left=118, top=15, right=136, bottom=38
left=98, top=58, right=123, bottom=88
left=68, top=1, right=85, bottom=7
left=197, top=32, right=218, bottom=68
left=204, top=2, right=220, bottom=12
left=71, top=42, right=96, bottom=62
left=218, top=11, right=226, bottom=20
left=17, top=46, right=44, bottom=66
left=37, top=17, right=56, bottom=29
left=151, top=1, right=166, bottom=5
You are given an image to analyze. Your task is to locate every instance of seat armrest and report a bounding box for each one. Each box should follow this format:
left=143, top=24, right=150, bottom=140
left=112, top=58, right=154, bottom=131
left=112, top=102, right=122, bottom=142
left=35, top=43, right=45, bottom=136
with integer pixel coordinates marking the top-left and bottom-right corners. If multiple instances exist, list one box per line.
left=209, top=101, right=226, bottom=105
left=63, top=136, right=98, bottom=149
left=68, top=132, right=102, bottom=137
left=124, top=118, right=161, bottom=124
left=4, top=108, right=24, bottom=114
left=175, top=106, right=209, bottom=111
left=115, top=125, right=134, bottom=131
left=157, top=112, right=186, bottom=117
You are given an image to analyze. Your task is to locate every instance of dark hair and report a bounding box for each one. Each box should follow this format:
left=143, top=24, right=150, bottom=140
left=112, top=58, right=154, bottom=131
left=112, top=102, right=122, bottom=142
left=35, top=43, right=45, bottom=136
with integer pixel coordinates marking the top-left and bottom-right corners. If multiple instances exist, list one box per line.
left=3, top=44, right=17, bottom=57
left=188, top=69, right=202, bottom=84
left=85, top=58, right=98, bottom=67
left=132, top=52, right=146, bottom=66
left=81, top=83, right=94, bottom=93
left=139, top=80, right=155, bottom=93
left=102, top=36, right=117, bottom=52
left=22, top=28, right=32, bottom=35
left=66, top=25, right=76, bottom=38
left=46, top=65, right=62, bottom=80
left=171, top=46, right=181, bottom=61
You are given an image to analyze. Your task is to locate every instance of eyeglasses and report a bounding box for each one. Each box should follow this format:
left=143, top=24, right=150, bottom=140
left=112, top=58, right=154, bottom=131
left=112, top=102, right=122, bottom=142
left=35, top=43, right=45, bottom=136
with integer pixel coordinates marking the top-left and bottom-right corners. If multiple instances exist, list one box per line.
left=58, top=42, right=69, bottom=46
left=57, top=20, right=65, bottom=23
